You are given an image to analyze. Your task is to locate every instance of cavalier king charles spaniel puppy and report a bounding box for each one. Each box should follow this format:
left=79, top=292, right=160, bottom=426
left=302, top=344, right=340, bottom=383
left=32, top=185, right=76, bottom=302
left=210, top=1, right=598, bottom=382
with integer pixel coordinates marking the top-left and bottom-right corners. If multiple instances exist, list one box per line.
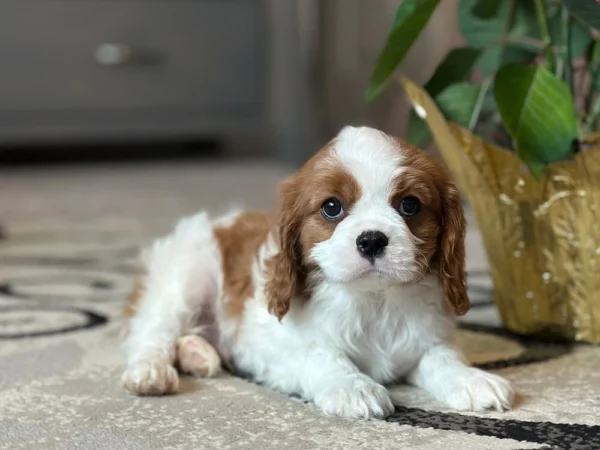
left=121, top=126, right=514, bottom=418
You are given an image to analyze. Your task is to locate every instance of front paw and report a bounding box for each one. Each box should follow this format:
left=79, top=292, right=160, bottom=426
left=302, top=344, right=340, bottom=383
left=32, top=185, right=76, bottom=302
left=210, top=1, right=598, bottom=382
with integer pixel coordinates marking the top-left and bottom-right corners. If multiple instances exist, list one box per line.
left=121, top=360, right=179, bottom=396
left=442, top=368, right=514, bottom=412
left=314, top=374, right=394, bottom=419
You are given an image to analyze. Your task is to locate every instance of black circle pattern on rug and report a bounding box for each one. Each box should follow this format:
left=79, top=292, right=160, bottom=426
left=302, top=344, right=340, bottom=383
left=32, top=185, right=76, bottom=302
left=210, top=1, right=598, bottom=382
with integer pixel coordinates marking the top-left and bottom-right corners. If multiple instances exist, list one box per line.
left=0, top=306, right=107, bottom=339
left=0, top=227, right=123, bottom=339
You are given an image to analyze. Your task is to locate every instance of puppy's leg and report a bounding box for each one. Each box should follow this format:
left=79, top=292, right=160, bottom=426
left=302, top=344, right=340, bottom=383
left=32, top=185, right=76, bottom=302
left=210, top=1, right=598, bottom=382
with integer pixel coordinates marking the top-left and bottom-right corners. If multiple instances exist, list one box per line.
left=176, top=334, right=221, bottom=377
left=241, top=344, right=394, bottom=419
left=407, top=344, right=514, bottom=411
left=121, top=213, right=220, bottom=395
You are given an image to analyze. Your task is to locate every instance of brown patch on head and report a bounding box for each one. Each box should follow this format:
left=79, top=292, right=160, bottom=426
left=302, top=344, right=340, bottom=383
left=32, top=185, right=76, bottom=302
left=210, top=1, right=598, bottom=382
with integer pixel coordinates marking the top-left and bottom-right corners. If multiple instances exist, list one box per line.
left=392, top=139, right=470, bottom=316
left=298, top=163, right=361, bottom=261
left=265, top=145, right=361, bottom=319
left=390, top=166, right=442, bottom=266
left=215, top=212, right=278, bottom=317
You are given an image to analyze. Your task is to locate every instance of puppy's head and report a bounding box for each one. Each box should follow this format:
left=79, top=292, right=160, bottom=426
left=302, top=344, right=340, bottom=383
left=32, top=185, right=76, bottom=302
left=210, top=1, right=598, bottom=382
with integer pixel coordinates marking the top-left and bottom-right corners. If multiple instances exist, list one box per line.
left=266, top=126, right=469, bottom=319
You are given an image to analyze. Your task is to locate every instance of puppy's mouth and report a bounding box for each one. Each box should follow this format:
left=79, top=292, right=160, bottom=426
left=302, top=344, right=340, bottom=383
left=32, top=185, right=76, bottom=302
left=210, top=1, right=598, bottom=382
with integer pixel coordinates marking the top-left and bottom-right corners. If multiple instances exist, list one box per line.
left=344, top=264, right=388, bottom=282
left=349, top=262, right=423, bottom=284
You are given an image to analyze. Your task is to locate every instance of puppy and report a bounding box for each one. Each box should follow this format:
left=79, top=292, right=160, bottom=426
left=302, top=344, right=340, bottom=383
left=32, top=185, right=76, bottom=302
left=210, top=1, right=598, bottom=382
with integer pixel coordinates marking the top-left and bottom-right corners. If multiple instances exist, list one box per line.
left=121, top=126, right=514, bottom=418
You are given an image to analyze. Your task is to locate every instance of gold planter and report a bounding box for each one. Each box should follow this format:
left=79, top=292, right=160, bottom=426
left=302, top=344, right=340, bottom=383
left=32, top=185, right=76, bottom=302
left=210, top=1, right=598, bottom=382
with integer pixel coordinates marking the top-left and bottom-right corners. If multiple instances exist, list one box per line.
left=401, top=77, right=600, bottom=343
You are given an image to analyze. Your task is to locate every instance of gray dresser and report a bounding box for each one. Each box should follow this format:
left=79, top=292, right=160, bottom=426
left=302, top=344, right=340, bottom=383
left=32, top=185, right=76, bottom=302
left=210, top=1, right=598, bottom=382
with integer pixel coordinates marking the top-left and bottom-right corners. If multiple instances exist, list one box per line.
left=0, top=0, right=268, bottom=147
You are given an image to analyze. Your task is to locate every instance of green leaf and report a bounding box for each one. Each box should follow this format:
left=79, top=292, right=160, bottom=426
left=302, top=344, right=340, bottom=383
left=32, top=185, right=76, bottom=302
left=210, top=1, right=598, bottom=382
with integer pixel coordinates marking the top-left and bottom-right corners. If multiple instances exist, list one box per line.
left=563, top=0, right=600, bottom=31
left=494, top=64, right=578, bottom=177
left=592, top=39, right=600, bottom=65
left=407, top=112, right=432, bottom=147
left=481, top=83, right=498, bottom=112
left=365, top=0, right=441, bottom=101
left=459, top=0, right=539, bottom=75
left=435, top=82, right=482, bottom=127
left=549, top=9, right=592, bottom=58
left=406, top=48, right=480, bottom=147
left=472, top=0, right=502, bottom=19
left=588, top=39, right=600, bottom=93
left=407, top=82, right=482, bottom=148
left=459, top=0, right=512, bottom=47
left=424, top=48, right=481, bottom=96
left=511, top=0, right=539, bottom=37
left=569, top=21, right=592, bottom=59
left=459, top=0, right=506, bottom=58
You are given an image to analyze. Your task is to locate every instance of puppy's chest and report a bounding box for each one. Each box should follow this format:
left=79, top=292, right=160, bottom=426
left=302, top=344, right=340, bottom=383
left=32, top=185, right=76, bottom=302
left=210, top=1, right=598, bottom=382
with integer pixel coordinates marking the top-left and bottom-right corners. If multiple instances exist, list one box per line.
left=324, top=299, right=442, bottom=383
left=345, top=321, right=428, bottom=382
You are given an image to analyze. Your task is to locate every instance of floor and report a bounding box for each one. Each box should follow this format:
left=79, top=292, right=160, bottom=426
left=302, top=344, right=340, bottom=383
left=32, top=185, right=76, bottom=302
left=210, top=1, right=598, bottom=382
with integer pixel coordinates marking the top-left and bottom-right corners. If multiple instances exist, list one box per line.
left=0, top=160, right=599, bottom=450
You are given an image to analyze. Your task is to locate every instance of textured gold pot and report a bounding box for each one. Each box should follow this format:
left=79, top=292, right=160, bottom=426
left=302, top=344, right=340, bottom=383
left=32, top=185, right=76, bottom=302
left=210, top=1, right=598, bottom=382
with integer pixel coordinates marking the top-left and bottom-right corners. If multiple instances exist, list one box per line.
left=401, top=77, right=600, bottom=343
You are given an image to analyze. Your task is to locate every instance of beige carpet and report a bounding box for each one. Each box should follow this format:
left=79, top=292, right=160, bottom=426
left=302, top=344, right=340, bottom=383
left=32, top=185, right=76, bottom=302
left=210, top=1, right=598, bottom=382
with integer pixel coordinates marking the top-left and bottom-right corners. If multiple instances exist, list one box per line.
left=1, top=161, right=599, bottom=450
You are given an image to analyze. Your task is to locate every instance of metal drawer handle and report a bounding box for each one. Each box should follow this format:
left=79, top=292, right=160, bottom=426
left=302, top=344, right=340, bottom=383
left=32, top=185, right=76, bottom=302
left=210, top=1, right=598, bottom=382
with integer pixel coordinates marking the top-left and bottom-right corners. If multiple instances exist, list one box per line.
left=94, top=43, right=133, bottom=66
left=94, top=43, right=163, bottom=67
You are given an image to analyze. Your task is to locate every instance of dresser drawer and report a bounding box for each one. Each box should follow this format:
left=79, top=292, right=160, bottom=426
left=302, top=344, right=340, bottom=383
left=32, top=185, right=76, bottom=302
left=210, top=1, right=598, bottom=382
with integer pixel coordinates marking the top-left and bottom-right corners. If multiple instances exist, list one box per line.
left=0, top=0, right=263, bottom=113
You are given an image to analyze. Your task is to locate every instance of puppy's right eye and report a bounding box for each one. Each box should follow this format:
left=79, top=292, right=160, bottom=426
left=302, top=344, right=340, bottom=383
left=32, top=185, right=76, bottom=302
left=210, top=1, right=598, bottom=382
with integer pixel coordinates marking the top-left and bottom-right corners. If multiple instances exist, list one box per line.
left=321, top=197, right=344, bottom=220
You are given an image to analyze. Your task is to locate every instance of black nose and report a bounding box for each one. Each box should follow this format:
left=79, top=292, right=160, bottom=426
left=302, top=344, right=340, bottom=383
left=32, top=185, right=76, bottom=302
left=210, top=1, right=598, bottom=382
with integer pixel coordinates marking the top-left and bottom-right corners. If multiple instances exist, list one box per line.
left=356, top=231, right=388, bottom=259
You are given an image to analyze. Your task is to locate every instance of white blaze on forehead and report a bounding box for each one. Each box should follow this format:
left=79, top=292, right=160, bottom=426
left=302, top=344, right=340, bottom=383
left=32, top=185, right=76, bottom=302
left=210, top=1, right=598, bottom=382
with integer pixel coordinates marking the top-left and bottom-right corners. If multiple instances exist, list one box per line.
left=309, top=126, right=419, bottom=285
left=331, top=126, right=404, bottom=197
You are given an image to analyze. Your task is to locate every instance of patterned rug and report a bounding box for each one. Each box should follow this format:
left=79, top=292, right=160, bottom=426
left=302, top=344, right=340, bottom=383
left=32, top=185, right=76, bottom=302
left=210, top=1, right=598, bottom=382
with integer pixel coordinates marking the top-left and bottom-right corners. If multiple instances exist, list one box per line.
left=1, top=163, right=599, bottom=450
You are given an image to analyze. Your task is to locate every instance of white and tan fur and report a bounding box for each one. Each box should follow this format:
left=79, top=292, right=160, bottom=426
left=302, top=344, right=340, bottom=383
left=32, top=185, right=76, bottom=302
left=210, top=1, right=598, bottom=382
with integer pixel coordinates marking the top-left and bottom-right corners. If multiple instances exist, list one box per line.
left=121, top=126, right=514, bottom=419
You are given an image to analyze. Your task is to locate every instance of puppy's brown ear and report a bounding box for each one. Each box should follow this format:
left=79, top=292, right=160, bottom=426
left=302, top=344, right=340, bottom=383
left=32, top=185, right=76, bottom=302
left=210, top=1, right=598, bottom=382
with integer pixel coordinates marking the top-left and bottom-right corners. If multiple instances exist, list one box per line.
left=437, top=182, right=470, bottom=316
left=265, top=177, right=303, bottom=320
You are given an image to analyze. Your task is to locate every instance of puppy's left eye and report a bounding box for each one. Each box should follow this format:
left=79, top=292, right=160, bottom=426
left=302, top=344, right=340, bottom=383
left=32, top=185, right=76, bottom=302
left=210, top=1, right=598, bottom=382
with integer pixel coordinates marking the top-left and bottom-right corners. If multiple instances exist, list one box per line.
left=321, top=197, right=344, bottom=220
left=398, top=196, right=420, bottom=216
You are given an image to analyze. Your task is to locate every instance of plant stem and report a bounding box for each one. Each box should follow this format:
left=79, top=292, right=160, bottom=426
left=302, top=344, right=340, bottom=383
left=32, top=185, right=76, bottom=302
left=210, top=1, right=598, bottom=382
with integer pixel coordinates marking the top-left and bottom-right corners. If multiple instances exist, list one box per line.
left=556, top=6, right=566, bottom=79
left=586, top=39, right=600, bottom=132
left=487, top=34, right=545, bottom=51
left=497, top=0, right=517, bottom=65
left=585, top=76, right=595, bottom=124
left=561, top=5, right=573, bottom=93
left=534, top=0, right=555, bottom=71
left=469, top=77, right=493, bottom=132
left=589, top=96, right=600, bottom=131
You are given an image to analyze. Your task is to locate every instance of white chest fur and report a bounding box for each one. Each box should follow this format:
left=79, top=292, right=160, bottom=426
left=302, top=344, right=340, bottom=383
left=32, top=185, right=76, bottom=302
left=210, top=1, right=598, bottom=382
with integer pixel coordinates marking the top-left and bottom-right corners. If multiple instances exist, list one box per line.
left=232, top=274, right=455, bottom=389
left=294, top=276, right=454, bottom=384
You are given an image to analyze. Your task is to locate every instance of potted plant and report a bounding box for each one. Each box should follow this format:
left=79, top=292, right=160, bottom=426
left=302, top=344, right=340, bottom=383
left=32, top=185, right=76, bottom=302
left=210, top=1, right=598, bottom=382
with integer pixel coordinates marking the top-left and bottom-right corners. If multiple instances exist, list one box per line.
left=367, top=0, right=600, bottom=343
